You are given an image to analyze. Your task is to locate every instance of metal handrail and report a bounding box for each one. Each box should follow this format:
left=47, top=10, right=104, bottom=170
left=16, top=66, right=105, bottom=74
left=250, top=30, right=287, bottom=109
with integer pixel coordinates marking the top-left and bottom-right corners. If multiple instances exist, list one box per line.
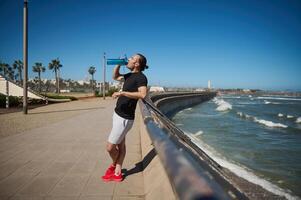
left=139, top=94, right=248, bottom=200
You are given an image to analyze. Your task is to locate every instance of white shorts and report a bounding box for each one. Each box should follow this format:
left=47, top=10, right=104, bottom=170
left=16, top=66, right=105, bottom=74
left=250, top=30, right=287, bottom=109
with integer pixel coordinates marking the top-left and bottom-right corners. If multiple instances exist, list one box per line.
left=108, top=111, right=134, bottom=144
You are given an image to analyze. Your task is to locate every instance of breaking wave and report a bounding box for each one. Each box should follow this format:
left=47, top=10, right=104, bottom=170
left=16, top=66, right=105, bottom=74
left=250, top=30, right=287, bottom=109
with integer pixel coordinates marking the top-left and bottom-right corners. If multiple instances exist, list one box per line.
left=237, top=112, right=288, bottom=128
left=258, top=97, right=301, bottom=101
left=264, top=100, right=280, bottom=104
left=213, top=98, right=232, bottom=111
left=254, top=118, right=288, bottom=128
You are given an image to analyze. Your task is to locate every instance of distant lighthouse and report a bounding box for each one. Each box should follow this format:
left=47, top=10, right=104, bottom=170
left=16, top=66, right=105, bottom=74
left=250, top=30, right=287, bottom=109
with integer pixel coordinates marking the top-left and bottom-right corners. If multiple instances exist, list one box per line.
left=208, top=80, right=211, bottom=89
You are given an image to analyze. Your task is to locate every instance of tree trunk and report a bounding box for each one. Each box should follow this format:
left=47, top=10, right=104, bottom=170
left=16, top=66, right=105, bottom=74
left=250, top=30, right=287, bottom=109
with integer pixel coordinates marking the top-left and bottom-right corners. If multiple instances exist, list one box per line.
left=19, top=68, right=22, bottom=85
left=38, top=71, right=41, bottom=93
left=58, top=70, right=60, bottom=94
left=92, top=74, right=94, bottom=92
left=55, top=69, right=58, bottom=93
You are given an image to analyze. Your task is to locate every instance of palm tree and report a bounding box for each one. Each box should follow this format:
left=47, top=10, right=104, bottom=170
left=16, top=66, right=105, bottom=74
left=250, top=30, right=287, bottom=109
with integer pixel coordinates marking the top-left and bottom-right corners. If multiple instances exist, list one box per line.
left=88, top=66, right=96, bottom=92
left=0, top=62, right=14, bottom=80
left=48, top=58, right=62, bottom=93
left=0, top=61, right=6, bottom=76
left=7, top=65, right=14, bottom=80
left=32, top=62, right=46, bottom=93
left=13, top=60, right=23, bottom=84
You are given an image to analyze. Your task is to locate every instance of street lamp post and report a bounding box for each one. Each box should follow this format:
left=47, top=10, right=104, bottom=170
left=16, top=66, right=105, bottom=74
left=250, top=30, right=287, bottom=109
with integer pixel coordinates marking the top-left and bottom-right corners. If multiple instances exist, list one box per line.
left=23, top=0, right=28, bottom=114
left=103, top=53, right=106, bottom=100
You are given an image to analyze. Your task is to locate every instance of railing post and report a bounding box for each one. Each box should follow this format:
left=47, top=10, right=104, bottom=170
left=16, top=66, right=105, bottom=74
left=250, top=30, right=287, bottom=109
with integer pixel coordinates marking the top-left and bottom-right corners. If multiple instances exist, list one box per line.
left=6, top=79, right=9, bottom=108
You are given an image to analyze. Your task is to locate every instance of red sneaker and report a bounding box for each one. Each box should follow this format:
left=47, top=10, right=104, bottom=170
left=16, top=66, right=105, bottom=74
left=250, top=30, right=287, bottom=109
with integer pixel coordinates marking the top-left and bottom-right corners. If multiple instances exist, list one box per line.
left=112, top=173, right=123, bottom=182
left=101, top=165, right=115, bottom=182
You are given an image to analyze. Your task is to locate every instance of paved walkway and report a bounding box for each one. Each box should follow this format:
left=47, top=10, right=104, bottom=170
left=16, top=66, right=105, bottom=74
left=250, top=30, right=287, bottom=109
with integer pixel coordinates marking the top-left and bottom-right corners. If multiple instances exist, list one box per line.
left=0, top=98, right=144, bottom=200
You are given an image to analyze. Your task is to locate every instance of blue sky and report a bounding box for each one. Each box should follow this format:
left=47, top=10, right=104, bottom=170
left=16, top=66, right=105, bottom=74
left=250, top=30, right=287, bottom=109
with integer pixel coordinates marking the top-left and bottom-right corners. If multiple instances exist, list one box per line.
left=0, top=0, right=300, bottom=90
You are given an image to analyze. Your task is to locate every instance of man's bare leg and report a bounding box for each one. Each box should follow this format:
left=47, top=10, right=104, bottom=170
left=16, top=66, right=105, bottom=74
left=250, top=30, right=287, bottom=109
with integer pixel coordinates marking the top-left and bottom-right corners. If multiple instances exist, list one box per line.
left=106, top=142, right=119, bottom=166
left=115, top=138, right=126, bottom=175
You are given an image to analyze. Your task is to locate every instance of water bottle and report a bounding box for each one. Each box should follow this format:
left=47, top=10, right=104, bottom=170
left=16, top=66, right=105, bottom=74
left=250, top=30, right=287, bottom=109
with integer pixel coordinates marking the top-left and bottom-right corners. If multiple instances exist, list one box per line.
left=107, top=55, right=128, bottom=66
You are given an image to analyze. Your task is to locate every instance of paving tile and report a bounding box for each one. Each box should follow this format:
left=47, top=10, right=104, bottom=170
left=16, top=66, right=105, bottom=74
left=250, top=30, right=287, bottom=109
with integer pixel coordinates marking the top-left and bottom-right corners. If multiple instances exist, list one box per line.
left=80, top=175, right=115, bottom=196
left=17, top=175, right=62, bottom=196
left=114, top=174, right=144, bottom=196
left=0, top=195, right=10, bottom=200
left=40, top=161, right=75, bottom=176
left=44, top=196, right=77, bottom=200
left=49, top=174, right=90, bottom=196
left=78, top=195, right=111, bottom=200
left=68, top=160, right=96, bottom=176
left=13, top=161, right=51, bottom=176
left=55, top=150, right=83, bottom=163
left=9, top=195, right=44, bottom=200
left=113, top=196, right=144, bottom=200
left=0, top=160, right=30, bottom=180
left=0, top=149, right=23, bottom=164
left=0, top=173, right=35, bottom=196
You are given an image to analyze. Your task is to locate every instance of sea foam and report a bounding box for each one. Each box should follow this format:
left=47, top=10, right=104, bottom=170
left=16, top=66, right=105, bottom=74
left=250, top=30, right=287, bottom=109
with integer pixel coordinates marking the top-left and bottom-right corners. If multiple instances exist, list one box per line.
left=296, top=117, right=301, bottom=123
left=258, top=97, right=301, bottom=101
left=194, top=130, right=203, bottom=136
left=236, top=112, right=288, bottom=128
left=253, top=118, right=288, bottom=128
left=213, top=98, right=232, bottom=111
left=264, top=100, right=280, bottom=105
left=236, top=112, right=252, bottom=120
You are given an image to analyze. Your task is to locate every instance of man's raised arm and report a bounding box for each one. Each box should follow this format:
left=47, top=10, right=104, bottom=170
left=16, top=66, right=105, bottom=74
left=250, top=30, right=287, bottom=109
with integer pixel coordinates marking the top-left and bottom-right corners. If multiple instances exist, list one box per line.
left=112, top=65, right=124, bottom=81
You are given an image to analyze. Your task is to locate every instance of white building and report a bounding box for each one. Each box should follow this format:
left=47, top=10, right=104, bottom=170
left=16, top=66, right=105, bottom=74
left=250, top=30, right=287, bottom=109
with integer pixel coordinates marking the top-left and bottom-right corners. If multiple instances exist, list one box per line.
left=195, top=88, right=205, bottom=92
left=60, top=89, right=70, bottom=93
left=149, top=86, right=165, bottom=92
left=77, top=80, right=90, bottom=85
left=111, top=81, right=122, bottom=89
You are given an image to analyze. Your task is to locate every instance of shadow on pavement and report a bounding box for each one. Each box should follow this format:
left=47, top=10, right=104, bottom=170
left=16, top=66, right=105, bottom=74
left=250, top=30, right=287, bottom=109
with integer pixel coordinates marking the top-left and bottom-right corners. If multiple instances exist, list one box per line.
left=28, top=107, right=105, bottom=115
left=0, top=104, right=46, bottom=115
left=122, top=148, right=157, bottom=178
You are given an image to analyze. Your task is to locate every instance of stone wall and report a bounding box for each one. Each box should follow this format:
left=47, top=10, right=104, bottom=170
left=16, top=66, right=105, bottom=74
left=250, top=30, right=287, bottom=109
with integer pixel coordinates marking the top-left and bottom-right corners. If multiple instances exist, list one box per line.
left=153, top=92, right=216, bottom=117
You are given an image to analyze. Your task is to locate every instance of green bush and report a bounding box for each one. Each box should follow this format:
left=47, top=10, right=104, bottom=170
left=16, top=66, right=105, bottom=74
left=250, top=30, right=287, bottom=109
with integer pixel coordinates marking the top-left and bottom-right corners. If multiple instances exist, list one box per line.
left=94, top=90, right=99, bottom=96
left=28, top=98, right=46, bottom=105
left=107, top=88, right=119, bottom=96
left=45, top=94, right=78, bottom=101
left=0, top=94, right=21, bottom=108
left=95, top=88, right=119, bottom=97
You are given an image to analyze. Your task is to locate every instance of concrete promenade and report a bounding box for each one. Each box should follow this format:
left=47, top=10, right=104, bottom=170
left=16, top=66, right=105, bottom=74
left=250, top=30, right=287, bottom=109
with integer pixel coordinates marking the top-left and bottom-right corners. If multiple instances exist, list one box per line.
left=0, top=98, right=144, bottom=200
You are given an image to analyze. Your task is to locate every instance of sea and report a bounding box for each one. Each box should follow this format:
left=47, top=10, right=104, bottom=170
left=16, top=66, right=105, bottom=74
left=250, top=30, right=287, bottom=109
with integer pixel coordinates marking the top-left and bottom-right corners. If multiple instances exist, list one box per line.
left=171, top=94, right=301, bottom=200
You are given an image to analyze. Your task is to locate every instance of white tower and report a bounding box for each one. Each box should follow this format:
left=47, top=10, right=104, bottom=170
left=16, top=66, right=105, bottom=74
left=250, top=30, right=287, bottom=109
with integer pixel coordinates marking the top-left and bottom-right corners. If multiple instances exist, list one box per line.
left=208, top=80, right=211, bottom=89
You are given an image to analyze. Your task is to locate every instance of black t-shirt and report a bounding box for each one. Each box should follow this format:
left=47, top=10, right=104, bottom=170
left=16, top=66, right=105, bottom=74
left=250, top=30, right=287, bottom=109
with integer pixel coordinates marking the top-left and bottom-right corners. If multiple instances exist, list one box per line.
left=115, top=72, right=148, bottom=120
